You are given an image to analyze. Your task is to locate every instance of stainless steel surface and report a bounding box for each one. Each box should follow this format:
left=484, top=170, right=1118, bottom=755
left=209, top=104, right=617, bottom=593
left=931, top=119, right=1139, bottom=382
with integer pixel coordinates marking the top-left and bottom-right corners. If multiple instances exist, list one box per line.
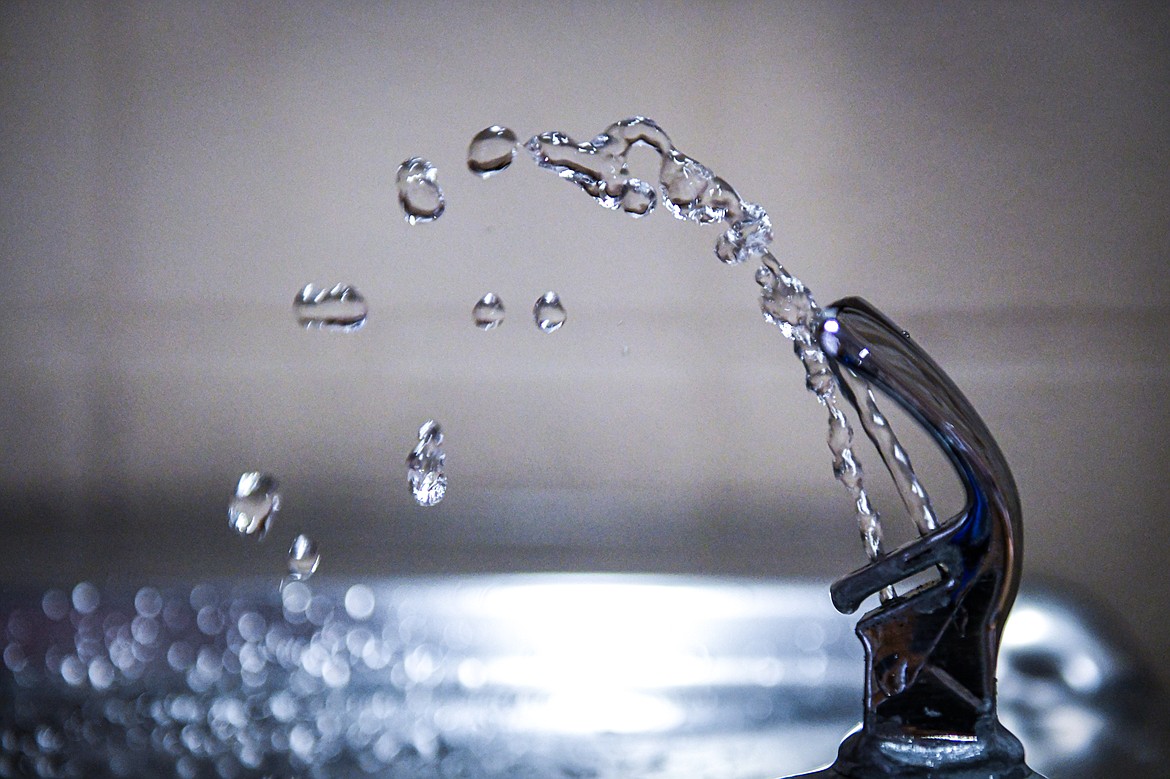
left=796, top=298, right=1036, bottom=777
left=1, top=576, right=1165, bottom=778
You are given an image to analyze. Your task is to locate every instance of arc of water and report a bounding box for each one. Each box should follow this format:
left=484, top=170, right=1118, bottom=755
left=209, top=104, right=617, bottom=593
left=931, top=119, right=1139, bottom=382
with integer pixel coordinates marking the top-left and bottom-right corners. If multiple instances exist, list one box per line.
left=524, top=117, right=947, bottom=593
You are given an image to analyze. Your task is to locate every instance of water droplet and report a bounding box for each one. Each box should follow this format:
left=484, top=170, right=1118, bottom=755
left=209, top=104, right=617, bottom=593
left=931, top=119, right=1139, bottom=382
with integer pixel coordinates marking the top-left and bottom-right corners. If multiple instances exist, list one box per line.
left=715, top=202, right=773, bottom=265
left=287, top=534, right=320, bottom=581
left=659, top=152, right=719, bottom=223
left=472, top=293, right=505, bottom=330
left=396, top=157, right=445, bottom=224
left=228, top=472, right=280, bottom=539
left=294, top=283, right=368, bottom=331
left=467, top=125, right=518, bottom=178
left=533, top=291, right=566, bottom=333
left=620, top=179, right=656, bottom=217
left=406, top=420, right=447, bottom=507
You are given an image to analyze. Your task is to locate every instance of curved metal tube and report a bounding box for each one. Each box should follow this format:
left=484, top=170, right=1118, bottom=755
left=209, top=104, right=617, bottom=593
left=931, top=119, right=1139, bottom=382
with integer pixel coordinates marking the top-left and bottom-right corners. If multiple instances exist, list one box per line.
left=786, top=297, right=1042, bottom=778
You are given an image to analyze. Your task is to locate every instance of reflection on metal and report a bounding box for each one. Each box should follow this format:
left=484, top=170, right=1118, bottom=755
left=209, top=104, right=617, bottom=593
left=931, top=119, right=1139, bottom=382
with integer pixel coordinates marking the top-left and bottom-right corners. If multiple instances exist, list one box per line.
left=0, top=576, right=1167, bottom=778
left=795, top=297, right=1041, bottom=778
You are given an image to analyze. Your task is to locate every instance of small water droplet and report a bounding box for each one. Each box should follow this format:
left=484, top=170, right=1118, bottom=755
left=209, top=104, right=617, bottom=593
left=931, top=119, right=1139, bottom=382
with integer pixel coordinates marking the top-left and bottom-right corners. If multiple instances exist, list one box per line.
left=620, top=179, right=656, bottom=217
left=396, top=157, right=445, bottom=224
left=294, top=284, right=368, bottom=331
left=533, top=292, right=566, bottom=333
left=472, top=293, right=505, bottom=330
left=228, top=472, right=280, bottom=539
left=467, top=125, right=518, bottom=178
left=406, top=420, right=446, bottom=507
left=287, top=534, right=320, bottom=581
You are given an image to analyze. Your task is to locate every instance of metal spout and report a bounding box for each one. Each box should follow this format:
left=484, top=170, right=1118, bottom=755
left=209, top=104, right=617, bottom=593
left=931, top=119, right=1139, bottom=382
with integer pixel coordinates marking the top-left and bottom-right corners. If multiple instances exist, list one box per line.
left=784, top=297, right=1042, bottom=778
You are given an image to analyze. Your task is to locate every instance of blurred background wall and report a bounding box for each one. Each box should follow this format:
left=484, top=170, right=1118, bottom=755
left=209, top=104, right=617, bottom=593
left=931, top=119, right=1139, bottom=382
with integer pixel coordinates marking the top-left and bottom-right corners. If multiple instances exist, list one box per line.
left=1, top=3, right=1167, bottom=681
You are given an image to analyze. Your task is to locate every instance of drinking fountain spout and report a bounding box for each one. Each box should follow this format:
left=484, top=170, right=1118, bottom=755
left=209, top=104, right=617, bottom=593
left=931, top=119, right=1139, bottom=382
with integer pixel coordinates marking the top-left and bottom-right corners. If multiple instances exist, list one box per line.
left=787, top=297, right=1043, bottom=779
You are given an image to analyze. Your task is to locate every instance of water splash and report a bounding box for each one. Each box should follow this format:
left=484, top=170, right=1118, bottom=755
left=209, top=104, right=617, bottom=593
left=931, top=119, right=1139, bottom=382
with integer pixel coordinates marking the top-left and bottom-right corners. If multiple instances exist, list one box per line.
left=533, top=292, right=567, bottom=333
left=396, top=157, right=446, bottom=224
left=524, top=117, right=771, bottom=264
left=473, top=293, right=506, bottom=330
left=294, top=283, right=368, bottom=331
left=287, top=534, right=320, bottom=581
left=228, top=472, right=280, bottom=540
left=524, top=117, right=936, bottom=589
left=467, top=125, right=518, bottom=177
left=407, top=420, right=447, bottom=507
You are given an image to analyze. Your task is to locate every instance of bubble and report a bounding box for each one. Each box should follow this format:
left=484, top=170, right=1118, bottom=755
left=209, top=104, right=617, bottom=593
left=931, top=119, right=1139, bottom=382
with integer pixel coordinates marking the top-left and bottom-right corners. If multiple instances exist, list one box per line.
left=88, top=657, right=115, bottom=689
left=167, top=642, right=195, bottom=672
left=228, top=472, right=280, bottom=540
left=3, top=643, right=27, bottom=673
left=42, top=589, right=70, bottom=621
left=196, top=606, right=224, bottom=636
left=71, top=582, right=100, bottom=615
left=236, top=612, right=266, bottom=643
left=280, top=580, right=311, bottom=614
left=533, top=291, right=567, bottom=333
left=406, top=420, right=447, bottom=507
left=134, top=587, right=164, bottom=618
left=396, top=157, right=445, bottom=224
left=287, top=534, right=320, bottom=581
left=294, top=283, right=368, bottom=331
left=130, top=615, right=159, bottom=646
left=344, top=585, right=376, bottom=621
left=60, top=654, right=86, bottom=685
left=472, top=293, right=505, bottom=330
left=466, top=125, right=518, bottom=177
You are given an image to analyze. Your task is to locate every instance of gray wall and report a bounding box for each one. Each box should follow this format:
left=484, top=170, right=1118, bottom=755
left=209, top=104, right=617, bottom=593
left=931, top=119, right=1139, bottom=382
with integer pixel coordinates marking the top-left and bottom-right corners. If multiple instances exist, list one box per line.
left=2, top=3, right=1168, bottom=680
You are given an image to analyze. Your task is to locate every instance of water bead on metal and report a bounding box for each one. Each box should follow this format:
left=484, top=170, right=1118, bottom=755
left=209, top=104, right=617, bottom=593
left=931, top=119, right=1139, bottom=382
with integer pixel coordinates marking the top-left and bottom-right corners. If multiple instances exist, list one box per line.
left=228, top=472, right=280, bottom=540
left=294, top=283, right=368, bottom=331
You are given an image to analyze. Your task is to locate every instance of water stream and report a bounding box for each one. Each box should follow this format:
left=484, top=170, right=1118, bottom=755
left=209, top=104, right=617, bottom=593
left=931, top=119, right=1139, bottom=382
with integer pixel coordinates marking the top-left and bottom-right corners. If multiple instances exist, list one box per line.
left=519, top=117, right=935, bottom=590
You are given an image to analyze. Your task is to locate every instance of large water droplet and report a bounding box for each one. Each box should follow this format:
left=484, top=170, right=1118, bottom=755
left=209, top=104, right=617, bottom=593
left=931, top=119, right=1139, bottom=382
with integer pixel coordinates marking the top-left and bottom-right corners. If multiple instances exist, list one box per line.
left=396, top=157, right=445, bottom=224
left=228, top=472, right=280, bottom=539
left=407, top=420, right=447, bottom=507
left=533, top=292, right=566, bottom=333
left=294, top=283, right=368, bottom=331
left=467, top=125, right=518, bottom=178
left=287, top=534, right=320, bottom=580
left=472, top=293, right=505, bottom=330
